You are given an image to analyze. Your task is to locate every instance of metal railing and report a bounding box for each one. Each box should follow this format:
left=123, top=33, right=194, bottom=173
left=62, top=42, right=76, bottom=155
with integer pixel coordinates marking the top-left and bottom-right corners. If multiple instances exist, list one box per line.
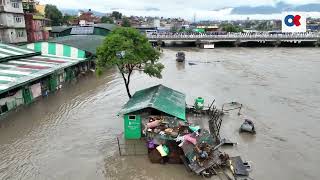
left=147, top=33, right=320, bottom=41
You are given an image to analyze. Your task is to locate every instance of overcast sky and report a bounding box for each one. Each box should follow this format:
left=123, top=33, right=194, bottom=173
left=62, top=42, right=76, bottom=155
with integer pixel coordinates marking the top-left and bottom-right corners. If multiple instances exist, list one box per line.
left=39, top=0, right=320, bottom=20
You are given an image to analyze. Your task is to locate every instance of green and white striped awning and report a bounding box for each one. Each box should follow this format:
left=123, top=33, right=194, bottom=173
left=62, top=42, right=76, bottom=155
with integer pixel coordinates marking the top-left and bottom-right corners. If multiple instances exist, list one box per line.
left=23, top=42, right=86, bottom=59
left=0, top=54, right=87, bottom=93
left=0, top=43, right=40, bottom=62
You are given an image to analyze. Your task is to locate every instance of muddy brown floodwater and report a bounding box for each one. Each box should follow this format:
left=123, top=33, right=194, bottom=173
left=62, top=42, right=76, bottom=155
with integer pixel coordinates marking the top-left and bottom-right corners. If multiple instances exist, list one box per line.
left=0, top=48, right=320, bottom=180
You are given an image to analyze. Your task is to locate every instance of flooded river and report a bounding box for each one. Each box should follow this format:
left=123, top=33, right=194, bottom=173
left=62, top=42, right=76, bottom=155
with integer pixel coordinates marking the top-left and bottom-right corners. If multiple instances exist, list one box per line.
left=0, top=48, right=320, bottom=180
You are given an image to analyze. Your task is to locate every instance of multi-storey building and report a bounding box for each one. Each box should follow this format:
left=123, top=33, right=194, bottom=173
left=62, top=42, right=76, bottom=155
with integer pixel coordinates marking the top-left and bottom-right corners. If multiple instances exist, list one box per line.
left=0, top=0, right=27, bottom=44
left=22, top=0, right=50, bottom=42
left=24, top=13, right=49, bottom=42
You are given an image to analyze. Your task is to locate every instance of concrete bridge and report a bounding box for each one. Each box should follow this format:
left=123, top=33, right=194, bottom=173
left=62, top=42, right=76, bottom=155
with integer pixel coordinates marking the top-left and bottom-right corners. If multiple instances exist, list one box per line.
left=147, top=33, right=320, bottom=47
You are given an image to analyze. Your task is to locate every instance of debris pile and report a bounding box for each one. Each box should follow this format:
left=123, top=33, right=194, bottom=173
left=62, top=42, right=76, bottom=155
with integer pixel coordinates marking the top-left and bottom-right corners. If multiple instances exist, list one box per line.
left=143, top=115, right=230, bottom=177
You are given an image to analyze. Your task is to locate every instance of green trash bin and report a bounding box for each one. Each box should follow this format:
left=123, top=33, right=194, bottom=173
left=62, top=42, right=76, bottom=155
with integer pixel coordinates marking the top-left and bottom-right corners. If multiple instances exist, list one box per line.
left=195, top=97, right=205, bottom=110
left=124, top=114, right=141, bottom=139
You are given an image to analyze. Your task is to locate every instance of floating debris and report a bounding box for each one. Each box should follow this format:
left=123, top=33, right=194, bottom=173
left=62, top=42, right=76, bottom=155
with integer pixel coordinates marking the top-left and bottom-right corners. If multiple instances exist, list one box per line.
left=240, top=119, right=256, bottom=134
left=117, top=85, right=252, bottom=178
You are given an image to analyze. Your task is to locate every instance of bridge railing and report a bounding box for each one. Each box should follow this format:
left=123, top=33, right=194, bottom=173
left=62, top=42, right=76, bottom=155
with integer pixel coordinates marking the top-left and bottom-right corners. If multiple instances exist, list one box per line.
left=147, top=33, right=320, bottom=40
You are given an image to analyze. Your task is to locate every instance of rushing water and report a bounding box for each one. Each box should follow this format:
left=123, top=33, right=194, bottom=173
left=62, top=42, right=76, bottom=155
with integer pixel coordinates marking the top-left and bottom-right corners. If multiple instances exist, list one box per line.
left=0, top=48, right=320, bottom=180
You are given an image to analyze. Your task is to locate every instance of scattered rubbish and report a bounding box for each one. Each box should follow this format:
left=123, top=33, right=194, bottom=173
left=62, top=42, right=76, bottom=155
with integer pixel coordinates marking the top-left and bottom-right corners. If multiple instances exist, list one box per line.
left=118, top=85, right=253, bottom=178
left=243, top=161, right=253, bottom=172
left=240, top=119, right=256, bottom=134
left=220, top=138, right=237, bottom=146
left=188, top=60, right=214, bottom=64
left=188, top=62, right=197, bottom=66
left=222, top=102, right=243, bottom=115
left=229, top=156, right=249, bottom=176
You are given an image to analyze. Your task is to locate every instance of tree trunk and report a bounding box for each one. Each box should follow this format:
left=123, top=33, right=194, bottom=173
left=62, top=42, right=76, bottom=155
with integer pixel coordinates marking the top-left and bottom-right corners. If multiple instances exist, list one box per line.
left=125, top=82, right=132, bottom=98
left=120, top=71, right=132, bottom=98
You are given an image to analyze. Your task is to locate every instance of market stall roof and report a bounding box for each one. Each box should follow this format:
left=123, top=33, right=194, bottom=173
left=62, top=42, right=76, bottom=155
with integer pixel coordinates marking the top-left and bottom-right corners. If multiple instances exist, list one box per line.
left=22, top=42, right=87, bottom=59
left=0, top=54, right=86, bottom=94
left=120, top=84, right=186, bottom=120
left=0, top=43, right=41, bottom=62
left=49, top=35, right=105, bottom=55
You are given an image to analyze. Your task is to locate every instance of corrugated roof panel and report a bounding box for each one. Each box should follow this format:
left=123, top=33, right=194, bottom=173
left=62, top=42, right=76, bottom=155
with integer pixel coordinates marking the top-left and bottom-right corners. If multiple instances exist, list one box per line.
left=120, top=84, right=186, bottom=120
left=0, top=43, right=40, bottom=62
left=0, top=76, right=16, bottom=82
left=0, top=55, right=87, bottom=93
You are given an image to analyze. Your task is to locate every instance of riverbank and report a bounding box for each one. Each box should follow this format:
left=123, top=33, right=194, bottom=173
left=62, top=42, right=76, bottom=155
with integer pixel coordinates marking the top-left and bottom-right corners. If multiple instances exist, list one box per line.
left=0, top=48, right=319, bottom=180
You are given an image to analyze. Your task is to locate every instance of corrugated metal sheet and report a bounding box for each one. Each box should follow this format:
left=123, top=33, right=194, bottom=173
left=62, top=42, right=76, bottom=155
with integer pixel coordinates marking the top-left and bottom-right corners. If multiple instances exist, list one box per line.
left=0, top=43, right=40, bottom=62
left=23, top=42, right=86, bottom=59
left=120, top=84, right=186, bottom=120
left=50, top=35, right=105, bottom=55
left=0, top=54, right=86, bottom=93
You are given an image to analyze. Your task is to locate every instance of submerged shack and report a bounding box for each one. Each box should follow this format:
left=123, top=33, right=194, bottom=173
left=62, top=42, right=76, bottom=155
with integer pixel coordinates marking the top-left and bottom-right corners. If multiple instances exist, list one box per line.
left=118, top=85, right=233, bottom=177
left=120, top=84, right=186, bottom=139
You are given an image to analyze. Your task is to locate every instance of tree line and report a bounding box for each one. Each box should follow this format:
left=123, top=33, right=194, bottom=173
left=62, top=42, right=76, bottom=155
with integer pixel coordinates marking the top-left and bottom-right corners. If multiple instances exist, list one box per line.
left=45, top=4, right=130, bottom=27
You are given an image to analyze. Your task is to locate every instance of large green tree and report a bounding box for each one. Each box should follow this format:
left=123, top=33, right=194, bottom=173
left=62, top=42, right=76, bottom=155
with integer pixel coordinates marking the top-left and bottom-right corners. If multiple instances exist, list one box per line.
left=45, top=4, right=63, bottom=26
left=97, top=27, right=164, bottom=98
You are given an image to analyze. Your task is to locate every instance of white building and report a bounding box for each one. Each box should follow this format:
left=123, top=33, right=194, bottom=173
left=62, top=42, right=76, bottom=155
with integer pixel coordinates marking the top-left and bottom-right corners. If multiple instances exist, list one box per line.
left=0, top=0, right=27, bottom=44
left=154, top=18, right=160, bottom=28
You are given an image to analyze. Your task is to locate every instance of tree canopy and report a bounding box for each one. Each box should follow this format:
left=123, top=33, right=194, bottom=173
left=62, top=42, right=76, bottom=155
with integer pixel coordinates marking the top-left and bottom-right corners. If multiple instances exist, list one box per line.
left=45, top=4, right=63, bottom=26
left=122, top=18, right=131, bottom=27
left=101, top=16, right=114, bottom=24
left=111, top=11, right=122, bottom=20
left=96, top=27, right=164, bottom=98
left=62, top=14, right=77, bottom=25
left=220, top=23, right=243, bottom=32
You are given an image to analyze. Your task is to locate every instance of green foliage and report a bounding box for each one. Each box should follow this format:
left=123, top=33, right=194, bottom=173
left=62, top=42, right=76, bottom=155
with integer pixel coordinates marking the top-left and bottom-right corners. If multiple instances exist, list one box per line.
left=45, top=4, right=63, bottom=26
left=62, top=14, right=77, bottom=25
left=122, top=18, right=131, bottom=27
left=170, top=26, right=178, bottom=32
left=256, top=21, right=273, bottom=31
left=97, top=27, right=164, bottom=98
left=111, top=11, right=122, bottom=20
left=101, top=16, right=114, bottom=24
left=220, top=23, right=243, bottom=32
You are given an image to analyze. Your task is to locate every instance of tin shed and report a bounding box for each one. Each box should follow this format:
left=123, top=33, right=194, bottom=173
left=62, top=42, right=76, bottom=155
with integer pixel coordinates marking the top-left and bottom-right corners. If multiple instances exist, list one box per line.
left=120, top=84, right=186, bottom=139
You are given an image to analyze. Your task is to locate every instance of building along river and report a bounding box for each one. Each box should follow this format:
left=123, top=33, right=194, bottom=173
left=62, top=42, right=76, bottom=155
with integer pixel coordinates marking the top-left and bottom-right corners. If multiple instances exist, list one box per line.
left=0, top=48, right=320, bottom=180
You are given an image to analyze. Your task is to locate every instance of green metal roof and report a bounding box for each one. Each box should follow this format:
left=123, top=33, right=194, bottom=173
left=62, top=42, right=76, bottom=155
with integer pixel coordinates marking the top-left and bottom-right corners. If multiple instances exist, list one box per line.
left=120, top=84, right=186, bottom=120
left=94, top=23, right=117, bottom=31
left=50, top=35, right=105, bottom=55
left=0, top=43, right=40, bottom=62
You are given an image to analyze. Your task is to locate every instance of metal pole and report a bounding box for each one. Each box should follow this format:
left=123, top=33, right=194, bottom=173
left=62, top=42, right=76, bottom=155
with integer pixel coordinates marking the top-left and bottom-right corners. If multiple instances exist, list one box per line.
left=117, top=137, right=121, bottom=156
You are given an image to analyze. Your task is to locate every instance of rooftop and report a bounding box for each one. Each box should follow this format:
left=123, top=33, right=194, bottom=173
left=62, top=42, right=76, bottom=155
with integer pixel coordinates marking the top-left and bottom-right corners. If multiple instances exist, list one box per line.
left=49, top=35, right=105, bottom=55
left=0, top=44, right=40, bottom=62
left=120, top=84, right=186, bottom=120
left=51, top=24, right=116, bottom=33
left=0, top=43, right=86, bottom=94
